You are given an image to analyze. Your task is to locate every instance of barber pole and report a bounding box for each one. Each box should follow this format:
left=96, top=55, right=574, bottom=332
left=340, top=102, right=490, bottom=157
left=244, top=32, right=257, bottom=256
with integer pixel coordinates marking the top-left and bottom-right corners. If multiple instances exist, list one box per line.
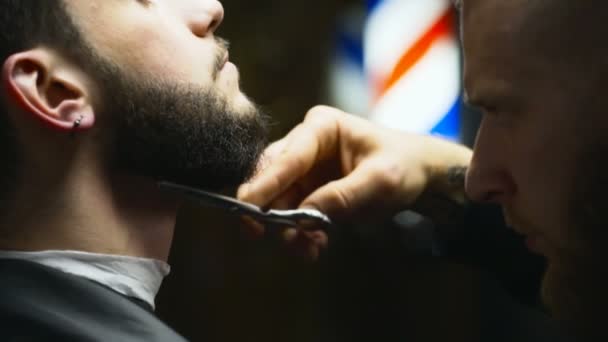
left=327, top=5, right=370, bottom=116
left=365, top=0, right=462, bottom=140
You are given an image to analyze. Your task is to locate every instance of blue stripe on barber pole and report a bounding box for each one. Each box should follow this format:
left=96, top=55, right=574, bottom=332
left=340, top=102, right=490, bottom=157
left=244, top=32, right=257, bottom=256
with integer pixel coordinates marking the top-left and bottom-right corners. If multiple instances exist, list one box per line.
left=327, top=5, right=370, bottom=115
left=430, top=97, right=461, bottom=139
left=367, top=0, right=382, bottom=12
left=336, top=29, right=364, bottom=68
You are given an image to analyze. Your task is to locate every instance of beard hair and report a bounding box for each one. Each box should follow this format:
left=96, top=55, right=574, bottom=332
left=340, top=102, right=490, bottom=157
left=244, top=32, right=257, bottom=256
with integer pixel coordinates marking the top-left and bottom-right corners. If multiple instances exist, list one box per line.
left=87, top=50, right=269, bottom=191
left=540, top=143, right=608, bottom=338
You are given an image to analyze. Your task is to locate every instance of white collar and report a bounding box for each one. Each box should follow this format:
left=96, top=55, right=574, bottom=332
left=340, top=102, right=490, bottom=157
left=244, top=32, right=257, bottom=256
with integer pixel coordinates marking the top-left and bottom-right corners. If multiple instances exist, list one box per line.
left=0, top=250, right=170, bottom=310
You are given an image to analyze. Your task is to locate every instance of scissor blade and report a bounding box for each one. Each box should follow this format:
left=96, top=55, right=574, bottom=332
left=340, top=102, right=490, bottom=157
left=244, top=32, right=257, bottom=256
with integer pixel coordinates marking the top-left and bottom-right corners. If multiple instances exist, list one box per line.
left=158, top=182, right=333, bottom=230
left=266, top=209, right=332, bottom=227
left=158, top=181, right=263, bottom=217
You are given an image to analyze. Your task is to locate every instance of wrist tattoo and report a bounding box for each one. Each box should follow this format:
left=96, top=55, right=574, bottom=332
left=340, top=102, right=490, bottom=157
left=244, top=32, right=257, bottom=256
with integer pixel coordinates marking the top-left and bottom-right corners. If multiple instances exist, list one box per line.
left=447, top=165, right=468, bottom=189
left=415, top=165, right=470, bottom=222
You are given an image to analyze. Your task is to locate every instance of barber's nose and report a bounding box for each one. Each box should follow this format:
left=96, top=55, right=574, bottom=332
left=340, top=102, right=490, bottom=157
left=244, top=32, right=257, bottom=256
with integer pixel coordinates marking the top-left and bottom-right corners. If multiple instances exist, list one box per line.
left=187, top=0, right=224, bottom=37
left=465, top=119, right=516, bottom=204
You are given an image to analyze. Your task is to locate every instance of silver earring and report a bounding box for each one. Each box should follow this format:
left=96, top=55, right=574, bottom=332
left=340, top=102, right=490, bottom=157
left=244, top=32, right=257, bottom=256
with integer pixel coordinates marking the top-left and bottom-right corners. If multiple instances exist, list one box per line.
left=71, top=115, right=84, bottom=137
left=73, top=115, right=83, bottom=129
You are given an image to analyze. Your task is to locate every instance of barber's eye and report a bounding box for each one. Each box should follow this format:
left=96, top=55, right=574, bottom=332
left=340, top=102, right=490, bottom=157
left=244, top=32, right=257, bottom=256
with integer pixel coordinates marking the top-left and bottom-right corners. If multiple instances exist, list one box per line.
left=484, top=106, right=498, bottom=115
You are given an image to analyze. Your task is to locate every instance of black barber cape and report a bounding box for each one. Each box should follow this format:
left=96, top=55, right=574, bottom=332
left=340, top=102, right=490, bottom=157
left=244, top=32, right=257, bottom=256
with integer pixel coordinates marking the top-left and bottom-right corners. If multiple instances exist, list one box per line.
left=0, top=259, right=187, bottom=341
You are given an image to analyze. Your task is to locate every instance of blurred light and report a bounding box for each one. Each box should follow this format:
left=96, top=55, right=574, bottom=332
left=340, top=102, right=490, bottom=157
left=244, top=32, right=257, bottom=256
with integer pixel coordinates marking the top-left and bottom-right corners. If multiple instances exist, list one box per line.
left=327, top=5, right=370, bottom=116
left=365, top=0, right=461, bottom=140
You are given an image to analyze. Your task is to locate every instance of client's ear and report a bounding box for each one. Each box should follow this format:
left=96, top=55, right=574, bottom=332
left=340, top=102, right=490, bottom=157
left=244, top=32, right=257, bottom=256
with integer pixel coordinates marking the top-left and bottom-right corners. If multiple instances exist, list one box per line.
left=2, top=48, right=95, bottom=133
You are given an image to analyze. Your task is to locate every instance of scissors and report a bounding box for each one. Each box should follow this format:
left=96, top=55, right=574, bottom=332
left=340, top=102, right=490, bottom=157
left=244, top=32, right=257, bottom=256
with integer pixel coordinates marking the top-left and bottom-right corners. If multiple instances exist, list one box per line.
left=158, top=181, right=333, bottom=231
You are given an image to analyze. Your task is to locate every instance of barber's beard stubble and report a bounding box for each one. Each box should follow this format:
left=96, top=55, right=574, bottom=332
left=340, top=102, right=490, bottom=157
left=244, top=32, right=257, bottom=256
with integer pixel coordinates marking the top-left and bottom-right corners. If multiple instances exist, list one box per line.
left=95, top=59, right=269, bottom=191
left=541, top=143, right=608, bottom=337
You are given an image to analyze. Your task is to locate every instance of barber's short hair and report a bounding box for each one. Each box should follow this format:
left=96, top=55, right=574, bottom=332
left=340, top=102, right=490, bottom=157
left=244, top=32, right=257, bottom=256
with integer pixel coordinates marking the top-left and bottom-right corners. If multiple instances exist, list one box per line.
left=0, top=0, right=80, bottom=208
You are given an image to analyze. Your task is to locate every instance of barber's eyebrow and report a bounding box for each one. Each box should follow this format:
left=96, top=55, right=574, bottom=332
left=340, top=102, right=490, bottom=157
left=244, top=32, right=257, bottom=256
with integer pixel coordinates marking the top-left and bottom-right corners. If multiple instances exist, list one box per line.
left=463, top=89, right=497, bottom=111
left=464, top=95, right=489, bottom=111
left=465, top=88, right=522, bottom=113
left=462, top=92, right=483, bottom=109
left=462, top=91, right=470, bottom=105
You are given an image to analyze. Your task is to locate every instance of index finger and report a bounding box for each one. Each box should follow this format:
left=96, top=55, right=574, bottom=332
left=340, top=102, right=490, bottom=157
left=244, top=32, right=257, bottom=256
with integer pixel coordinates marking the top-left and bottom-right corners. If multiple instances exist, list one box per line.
left=238, top=106, right=342, bottom=207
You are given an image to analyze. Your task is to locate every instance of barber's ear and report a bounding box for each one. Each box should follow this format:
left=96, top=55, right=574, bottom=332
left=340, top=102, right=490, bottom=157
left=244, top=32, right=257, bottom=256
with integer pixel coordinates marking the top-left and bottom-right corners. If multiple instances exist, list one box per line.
left=2, top=49, right=95, bottom=133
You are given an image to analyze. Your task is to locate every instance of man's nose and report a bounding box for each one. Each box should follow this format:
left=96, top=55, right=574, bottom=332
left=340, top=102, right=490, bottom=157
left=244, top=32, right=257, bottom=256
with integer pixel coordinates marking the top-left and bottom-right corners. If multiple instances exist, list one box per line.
left=465, top=121, right=516, bottom=204
left=187, top=0, right=224, bottom=37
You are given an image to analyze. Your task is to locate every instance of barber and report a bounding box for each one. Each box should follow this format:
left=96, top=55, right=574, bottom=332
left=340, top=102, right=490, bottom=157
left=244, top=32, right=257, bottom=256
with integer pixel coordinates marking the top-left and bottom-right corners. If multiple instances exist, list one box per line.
left=239, top=1, right=608, bottom=340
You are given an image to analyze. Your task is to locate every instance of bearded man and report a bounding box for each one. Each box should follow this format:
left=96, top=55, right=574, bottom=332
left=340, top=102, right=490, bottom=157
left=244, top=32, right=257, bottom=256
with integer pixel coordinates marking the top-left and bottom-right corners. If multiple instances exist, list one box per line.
left=0, top=1, right=267, bottom=340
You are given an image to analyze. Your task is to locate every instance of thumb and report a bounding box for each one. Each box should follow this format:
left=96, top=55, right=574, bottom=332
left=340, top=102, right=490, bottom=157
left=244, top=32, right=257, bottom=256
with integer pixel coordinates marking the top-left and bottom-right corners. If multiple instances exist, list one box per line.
left=299, top=161, right=403, bottom=223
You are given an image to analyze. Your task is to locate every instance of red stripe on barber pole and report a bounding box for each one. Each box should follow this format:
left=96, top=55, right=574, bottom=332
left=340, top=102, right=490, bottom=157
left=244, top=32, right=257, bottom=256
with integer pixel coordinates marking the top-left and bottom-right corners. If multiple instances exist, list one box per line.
left=376, top=9, right=454, bottom=101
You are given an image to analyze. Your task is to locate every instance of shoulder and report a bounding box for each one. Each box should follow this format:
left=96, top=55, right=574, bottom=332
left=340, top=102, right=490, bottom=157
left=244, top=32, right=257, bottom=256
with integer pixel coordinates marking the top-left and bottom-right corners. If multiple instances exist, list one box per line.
left=0, top=259, right=187, bottom=342
left=0, top=259, right=88, bottom=340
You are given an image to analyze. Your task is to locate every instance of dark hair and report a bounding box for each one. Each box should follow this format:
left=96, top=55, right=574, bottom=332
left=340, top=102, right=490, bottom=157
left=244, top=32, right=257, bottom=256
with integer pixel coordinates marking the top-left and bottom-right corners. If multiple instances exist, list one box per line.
left=0, top=0, right=82, bottom=207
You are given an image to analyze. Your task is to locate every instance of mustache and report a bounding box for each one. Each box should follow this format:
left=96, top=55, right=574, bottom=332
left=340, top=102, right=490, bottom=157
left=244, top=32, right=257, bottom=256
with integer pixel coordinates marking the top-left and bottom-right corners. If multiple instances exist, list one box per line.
left=212, top=37, right=231, bottom=80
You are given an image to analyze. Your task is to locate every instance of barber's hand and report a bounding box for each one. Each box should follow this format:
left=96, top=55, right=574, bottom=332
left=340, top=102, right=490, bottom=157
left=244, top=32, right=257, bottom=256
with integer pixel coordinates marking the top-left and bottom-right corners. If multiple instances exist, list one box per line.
left=237, top=106, right=472, bottom=259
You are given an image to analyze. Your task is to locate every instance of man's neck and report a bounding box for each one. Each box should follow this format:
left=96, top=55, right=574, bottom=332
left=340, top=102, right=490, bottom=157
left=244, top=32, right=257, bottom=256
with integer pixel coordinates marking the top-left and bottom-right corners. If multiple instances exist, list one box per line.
left=0, top=166, right=179, bottom=261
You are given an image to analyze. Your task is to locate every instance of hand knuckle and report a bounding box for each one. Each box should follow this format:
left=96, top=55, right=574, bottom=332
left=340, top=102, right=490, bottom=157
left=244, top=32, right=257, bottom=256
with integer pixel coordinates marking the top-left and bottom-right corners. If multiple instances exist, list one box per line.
left=328, top=184, right=353, bottom=211
left=305, top=105, right=341, bottom=123
left=287, top=154, right=309, bottom=176
left=372, top=164, right=402, bottom=192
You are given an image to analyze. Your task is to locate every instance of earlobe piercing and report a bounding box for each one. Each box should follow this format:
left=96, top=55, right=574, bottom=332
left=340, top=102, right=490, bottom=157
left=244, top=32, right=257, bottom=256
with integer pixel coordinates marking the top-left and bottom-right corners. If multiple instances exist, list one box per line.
left=74, top=115, right=83, bottom=129
left=71, top=115, right=84, bottom=137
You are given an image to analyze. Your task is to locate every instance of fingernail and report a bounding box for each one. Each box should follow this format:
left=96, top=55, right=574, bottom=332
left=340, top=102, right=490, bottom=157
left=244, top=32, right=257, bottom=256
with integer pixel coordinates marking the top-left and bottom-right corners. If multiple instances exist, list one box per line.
left=237, top=184, right=250, bottom=199
left=297, top=220, right=322, bottom=232
left=240, top=216, right=265, bottom=239
left=282, top=228, right=298, bottom=242
left=300, top=203, right=319, bottom=211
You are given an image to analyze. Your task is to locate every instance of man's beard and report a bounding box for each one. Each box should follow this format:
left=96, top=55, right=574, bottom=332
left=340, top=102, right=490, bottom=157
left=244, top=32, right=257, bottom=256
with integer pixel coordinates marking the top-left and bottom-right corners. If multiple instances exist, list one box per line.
left=540, top=144, right=608, bottom=338
left=92, top=55, right=269, bottom=191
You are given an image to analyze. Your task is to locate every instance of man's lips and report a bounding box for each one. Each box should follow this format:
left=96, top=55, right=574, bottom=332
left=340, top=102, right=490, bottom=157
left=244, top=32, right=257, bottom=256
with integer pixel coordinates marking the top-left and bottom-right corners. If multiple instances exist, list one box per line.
left=524, top=235, right=543, bottom=254
left=504, top=212, right=549, bottom=256
left=514, top=230, right=552, bottom=257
